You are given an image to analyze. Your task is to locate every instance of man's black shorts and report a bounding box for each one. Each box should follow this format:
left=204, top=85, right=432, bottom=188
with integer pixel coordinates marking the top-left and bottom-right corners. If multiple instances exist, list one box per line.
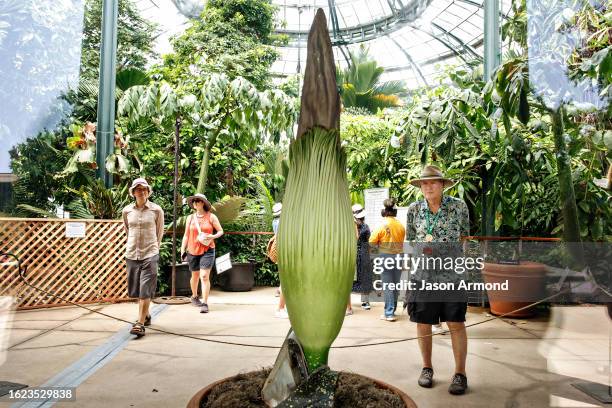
left=407, top=301, right=467, bottom=324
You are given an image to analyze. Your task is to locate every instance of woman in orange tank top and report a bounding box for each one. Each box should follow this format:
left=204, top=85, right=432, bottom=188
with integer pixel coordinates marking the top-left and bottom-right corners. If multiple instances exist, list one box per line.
left=181, top=193, right=224, bottom=313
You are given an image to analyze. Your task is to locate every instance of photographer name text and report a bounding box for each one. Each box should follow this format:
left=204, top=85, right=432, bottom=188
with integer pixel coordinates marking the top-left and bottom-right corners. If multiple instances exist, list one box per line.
left=373, top=279, right=510, bottom=291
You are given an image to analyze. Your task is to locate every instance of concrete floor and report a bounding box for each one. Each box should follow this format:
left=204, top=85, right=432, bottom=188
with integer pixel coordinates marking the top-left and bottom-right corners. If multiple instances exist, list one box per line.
left=1, top=287, right=610, bottom=407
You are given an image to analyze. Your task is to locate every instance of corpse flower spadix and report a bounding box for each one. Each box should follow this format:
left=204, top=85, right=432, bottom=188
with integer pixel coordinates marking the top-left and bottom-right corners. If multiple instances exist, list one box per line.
left=276, top=9, right=356, bottom=372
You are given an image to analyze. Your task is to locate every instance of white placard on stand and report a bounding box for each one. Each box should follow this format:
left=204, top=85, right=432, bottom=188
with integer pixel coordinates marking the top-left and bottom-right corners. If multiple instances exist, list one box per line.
left=363, top=187, right=389, bottom=233
left=65, top=222, right=86, bottom=238
left=215, top=253, right=232, bottom=274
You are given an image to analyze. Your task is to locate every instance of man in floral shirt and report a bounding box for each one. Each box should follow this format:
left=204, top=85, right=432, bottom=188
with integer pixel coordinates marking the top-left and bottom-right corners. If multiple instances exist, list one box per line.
left=405, top=165, right=470, bottom=395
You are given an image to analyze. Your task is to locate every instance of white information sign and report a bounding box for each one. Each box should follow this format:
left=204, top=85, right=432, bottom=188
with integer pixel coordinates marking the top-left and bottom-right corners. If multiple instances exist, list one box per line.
left=65, top=222, right=86, bottom=238
left=215, top=253, right=232, bottom=274
left=363, top=187, right=389, bottom=233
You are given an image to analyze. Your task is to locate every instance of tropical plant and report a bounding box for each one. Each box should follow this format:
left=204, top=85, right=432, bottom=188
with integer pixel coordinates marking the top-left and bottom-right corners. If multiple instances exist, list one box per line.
left=79, top=0, right=158, bottom=78
left=160, top=0, right=283, bottom=90
left=392, top=0, right=611, bottom=243
left=7, top=0, right=158, bottom=215
left=9, top=131, right=71, bottom=213
left=15, top=178, right=130, bottom=219
left=341, top=112, right=410, bottom=199
left=63, top=121, right=138, bottom=177
left=489, top=0, right=611, bottom=243
left=258, top=143, right=289, bottom=202
left=336, top=45, right=407, bottom=113
left=65, top=179, right=131, bottom=219
left=118, top=74, right=296, bottom=194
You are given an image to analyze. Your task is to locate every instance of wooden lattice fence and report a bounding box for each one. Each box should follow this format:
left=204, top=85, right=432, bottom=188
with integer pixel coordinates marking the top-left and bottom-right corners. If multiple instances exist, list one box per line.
left=0, top=218, right=128, bottom=310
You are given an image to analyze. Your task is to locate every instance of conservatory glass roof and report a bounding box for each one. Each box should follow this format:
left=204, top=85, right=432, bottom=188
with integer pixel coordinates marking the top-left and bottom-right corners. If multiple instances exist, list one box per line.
left=137, top=0, right=513, bottom=90
left=271, top=0, right=513, bottom=88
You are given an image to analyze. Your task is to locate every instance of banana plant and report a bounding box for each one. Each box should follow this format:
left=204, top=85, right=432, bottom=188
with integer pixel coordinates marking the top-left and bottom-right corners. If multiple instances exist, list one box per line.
left=118, top=74, right=296, bottom=194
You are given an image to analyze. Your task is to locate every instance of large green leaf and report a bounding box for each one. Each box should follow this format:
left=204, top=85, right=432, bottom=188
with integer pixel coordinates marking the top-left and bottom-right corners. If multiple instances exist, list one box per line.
left=116, top=68, right=150, bottom=92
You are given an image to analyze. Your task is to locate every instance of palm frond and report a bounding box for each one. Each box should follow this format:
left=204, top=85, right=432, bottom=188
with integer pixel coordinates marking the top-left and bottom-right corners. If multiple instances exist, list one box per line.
left=116, top=68, right=150, bottom=92
left=64, top=199, right=94, bottom=219
left=211, top=196, right=246, bottom=224
left=15, top=204, right=57, bottom=218
left=373, top=80, right=407, bottom=97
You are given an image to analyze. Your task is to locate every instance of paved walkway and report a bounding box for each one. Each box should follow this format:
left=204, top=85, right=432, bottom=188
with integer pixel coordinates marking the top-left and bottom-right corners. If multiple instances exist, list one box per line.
left=1, top=287, right=609, bottom=407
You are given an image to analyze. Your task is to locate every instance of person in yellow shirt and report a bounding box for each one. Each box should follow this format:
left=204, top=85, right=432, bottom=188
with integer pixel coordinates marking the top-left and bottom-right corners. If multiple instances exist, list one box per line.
left=369, top=198, right=406, bottom=321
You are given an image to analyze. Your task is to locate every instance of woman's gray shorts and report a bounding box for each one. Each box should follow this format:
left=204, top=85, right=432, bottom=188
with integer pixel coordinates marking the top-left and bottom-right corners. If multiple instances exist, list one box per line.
left=187, top=248, right=216, bottom=271
left=126, top=254, right=159, bottom=299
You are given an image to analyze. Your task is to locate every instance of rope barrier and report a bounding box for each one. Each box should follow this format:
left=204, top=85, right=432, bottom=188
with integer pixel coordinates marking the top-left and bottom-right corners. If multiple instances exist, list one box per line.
left=3, top=251, right=597, bottom=350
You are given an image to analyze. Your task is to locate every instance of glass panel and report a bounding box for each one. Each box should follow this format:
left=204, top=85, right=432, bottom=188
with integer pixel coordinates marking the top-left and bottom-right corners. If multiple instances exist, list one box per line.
left=0, top=0, right=86, bottom=173
left=527, top=0, right=609, bottom=111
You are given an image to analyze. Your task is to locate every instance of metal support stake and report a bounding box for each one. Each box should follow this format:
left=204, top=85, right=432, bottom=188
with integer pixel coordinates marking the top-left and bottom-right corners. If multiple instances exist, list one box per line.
left=95, top=0, right=119, bottom=187
left=171, top=117, right=182, bottom=297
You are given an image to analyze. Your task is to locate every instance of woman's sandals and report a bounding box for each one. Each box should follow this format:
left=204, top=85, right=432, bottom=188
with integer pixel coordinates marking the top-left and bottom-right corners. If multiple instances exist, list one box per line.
left=130, top=322, right=146, bottom=337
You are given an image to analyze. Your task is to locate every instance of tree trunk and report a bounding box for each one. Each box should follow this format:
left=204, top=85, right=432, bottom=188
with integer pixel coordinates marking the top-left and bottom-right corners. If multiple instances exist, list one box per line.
left=196, top=134, right=218, bottom=194
left=196, top=145, right=211, bottom=194
left=551, top=109, right=581, bottom=242
left=480, top=164, right=496, bottom=237
left=550, top=108, right=584, bottom=266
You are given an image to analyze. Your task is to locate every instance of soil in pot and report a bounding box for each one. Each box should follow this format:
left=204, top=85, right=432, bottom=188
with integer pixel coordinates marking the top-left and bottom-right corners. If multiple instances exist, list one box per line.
left=199, top=368, right=409, bottom=408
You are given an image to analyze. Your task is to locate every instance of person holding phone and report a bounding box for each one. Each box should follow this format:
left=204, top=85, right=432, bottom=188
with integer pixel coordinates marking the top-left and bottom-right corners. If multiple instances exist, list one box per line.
left=181, top=193, right=223, bottom=313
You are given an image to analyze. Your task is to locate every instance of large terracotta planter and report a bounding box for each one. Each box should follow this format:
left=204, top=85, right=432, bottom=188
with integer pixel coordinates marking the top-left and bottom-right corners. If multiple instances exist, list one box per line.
left=187, top=372, right=417, bottom=408
left=482, top=262, right=547, bottom=318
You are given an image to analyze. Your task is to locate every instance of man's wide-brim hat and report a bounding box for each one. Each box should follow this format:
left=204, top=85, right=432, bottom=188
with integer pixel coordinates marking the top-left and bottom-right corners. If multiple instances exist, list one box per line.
left=187, top=193, right=211, bottom=209
left=409, top=165, right=455, bottom=189
left=354, top=209, right=366, bottom=219
left=129, top=178, right=152, bottom=197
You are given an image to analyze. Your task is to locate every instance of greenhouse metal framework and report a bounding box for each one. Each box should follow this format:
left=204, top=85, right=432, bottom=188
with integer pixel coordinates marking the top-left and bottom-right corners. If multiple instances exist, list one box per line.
left=135, top=0, right=512, bottom=89
left=269, top=0, right=512, bottom=88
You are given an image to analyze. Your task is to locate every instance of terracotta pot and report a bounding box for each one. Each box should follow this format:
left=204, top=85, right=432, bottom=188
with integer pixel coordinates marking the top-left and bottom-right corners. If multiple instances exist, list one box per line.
left=482, top=262, right=547, bottom=318
left=187, top=372, right=418, bottom=408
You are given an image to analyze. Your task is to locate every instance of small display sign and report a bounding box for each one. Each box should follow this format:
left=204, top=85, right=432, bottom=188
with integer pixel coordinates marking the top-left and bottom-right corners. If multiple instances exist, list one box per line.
left=65, top=222, right=86, bottom=238
left=215, top=253, right=232, bottom=274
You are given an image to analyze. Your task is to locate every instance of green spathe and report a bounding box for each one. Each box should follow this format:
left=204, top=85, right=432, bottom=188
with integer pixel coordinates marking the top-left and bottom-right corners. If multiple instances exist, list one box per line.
left=278, top=127, right=356, bottom=372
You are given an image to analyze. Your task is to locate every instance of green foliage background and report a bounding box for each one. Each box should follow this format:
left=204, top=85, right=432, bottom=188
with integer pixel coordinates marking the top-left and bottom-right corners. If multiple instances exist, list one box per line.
left=6, top=0, right=611, bottom=293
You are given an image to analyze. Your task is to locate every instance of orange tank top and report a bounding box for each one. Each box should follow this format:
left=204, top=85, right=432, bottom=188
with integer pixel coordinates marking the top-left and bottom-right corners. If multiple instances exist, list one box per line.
left=186, top=213, right=215, bottom=255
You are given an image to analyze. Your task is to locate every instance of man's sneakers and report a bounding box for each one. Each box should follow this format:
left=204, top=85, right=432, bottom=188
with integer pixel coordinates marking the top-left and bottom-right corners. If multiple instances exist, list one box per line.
left=448, top=373, right=468, bottom=395
left=361, top=302, right=371, bottom=310
left=418, top=369, right=468, bottom=394
left=379, top=314, right=397, bottom=322
left=191, top=296, right=202, bottom=307
left=200, top=303, right=209, bottom=313
left=418, top=367, right=434, bottom=388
